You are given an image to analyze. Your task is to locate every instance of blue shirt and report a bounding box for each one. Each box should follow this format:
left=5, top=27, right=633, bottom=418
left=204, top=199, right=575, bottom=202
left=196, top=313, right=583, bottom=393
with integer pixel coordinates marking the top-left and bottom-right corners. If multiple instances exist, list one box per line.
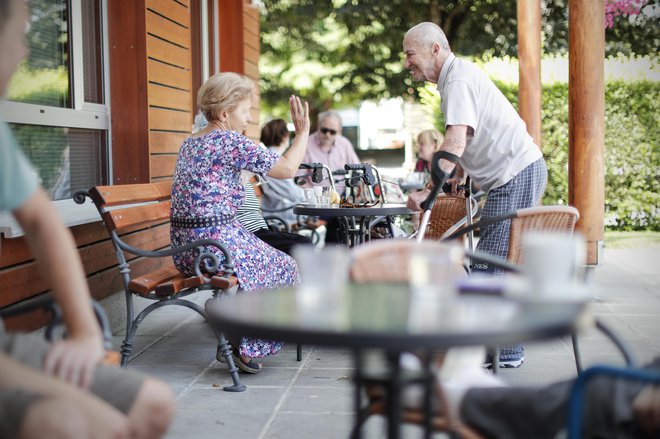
left=0, top=120, right=39, bottom=212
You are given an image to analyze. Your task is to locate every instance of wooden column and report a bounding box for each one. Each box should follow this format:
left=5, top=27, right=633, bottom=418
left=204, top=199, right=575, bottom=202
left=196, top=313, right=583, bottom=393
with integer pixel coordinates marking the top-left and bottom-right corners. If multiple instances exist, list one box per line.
left=517, top=0, right=542, bottom=147
left=569, top=0, right=605, bottom=265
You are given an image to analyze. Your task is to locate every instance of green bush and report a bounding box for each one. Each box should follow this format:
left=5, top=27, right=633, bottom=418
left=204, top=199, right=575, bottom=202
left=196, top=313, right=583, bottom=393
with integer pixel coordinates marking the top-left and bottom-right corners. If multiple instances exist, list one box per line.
left=420, top=80, right=659, bottom=231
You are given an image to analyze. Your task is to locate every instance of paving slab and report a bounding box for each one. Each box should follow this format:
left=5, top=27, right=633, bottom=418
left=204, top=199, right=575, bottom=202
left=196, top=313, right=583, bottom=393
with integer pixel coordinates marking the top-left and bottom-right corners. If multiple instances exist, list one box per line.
left=104, top=247, right=660, bottom=439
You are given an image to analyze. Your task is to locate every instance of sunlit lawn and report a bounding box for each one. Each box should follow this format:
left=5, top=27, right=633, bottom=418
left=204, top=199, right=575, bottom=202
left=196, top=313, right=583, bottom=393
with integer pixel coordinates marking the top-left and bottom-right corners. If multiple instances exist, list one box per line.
left=604, top=231, right=660, bottom=249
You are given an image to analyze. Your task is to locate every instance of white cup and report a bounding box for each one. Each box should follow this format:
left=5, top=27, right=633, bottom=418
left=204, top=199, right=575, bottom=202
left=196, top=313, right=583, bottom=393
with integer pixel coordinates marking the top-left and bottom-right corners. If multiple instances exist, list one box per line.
left=522, top=232, right=586, bottom=299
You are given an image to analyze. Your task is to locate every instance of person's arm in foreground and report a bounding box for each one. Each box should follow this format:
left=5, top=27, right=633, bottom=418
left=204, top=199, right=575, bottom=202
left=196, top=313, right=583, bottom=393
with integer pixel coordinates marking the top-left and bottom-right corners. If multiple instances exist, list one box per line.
left=267, top=96, right=310, bottom=178
left=12, top=187, right=103, bottom=389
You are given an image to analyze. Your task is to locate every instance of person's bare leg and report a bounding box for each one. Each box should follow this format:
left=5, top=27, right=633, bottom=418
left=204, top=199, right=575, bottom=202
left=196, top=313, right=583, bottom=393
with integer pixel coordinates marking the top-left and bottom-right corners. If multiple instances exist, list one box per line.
left=126, top=378, right=175, bottom=439
left=19, top=396, right=130, bottom=439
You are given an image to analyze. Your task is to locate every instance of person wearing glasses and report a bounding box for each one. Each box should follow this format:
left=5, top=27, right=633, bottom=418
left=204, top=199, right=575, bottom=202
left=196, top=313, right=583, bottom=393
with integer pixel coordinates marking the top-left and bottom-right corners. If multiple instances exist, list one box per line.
left=302, top=111, right=360, bottom=196
left=302, top=111, right=360, bottom=242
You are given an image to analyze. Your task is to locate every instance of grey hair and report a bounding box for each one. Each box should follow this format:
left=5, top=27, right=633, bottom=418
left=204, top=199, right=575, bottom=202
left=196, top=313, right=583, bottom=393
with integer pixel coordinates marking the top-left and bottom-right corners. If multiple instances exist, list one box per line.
left=197, top=72, right=254, bottom=122
left=317, top=110, right=342, bottom=127
left=405, top=22, right=450, bottom=51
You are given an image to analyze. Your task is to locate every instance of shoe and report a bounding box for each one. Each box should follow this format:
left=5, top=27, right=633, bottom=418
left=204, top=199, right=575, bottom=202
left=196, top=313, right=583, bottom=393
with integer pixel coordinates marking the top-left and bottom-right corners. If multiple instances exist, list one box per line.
left=231, top=348, right=262, bottom=374
left=483, top=346, right=524, bottom=369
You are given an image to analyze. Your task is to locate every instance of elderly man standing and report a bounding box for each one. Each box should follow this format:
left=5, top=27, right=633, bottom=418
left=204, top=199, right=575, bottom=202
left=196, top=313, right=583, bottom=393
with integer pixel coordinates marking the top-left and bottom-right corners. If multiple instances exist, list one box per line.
left=403, top=22, right=547, bottom=368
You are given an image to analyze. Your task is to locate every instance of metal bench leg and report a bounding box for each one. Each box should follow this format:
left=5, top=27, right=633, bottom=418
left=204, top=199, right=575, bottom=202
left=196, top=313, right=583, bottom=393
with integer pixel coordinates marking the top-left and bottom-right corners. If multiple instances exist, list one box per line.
left=297, top=343, right=302, bottom=361
left=216, top=334, right=246, bottom=392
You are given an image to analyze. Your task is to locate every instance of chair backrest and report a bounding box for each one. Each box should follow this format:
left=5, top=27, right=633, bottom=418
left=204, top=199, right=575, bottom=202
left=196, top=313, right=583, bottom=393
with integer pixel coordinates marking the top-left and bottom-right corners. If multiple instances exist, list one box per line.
left=423, top=195, right=471, bottom=240
left=349, top=239, right=465, bottom=284
left=507, top=205, right=580, bottom=265
left=87, top=182, right=173, bottom=233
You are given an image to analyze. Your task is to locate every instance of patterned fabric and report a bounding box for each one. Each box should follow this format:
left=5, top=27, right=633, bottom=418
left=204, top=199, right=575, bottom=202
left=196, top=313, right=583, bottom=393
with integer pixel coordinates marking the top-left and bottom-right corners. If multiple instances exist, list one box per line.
left=236, top=181, right=268, bottom=233
left=171, top=129, right=297, bottom=358
left=473, top=158, right=546, bottom=361
left=473, top=158, right=548, bottom=273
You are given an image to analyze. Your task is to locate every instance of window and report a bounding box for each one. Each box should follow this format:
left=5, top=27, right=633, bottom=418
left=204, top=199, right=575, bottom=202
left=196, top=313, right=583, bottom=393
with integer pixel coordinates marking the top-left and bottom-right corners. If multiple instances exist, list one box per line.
left=1, top=0, right=109, bottom=201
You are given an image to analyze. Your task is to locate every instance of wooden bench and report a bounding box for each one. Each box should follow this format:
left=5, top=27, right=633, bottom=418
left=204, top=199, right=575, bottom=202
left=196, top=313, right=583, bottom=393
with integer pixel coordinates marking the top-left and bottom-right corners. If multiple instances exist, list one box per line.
left=75, top=182, right=245, bottom=392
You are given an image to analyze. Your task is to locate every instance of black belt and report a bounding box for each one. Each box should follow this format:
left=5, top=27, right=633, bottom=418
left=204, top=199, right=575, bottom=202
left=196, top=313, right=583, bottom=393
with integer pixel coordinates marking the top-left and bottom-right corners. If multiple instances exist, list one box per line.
left=171, top=215, right=235, bottom=228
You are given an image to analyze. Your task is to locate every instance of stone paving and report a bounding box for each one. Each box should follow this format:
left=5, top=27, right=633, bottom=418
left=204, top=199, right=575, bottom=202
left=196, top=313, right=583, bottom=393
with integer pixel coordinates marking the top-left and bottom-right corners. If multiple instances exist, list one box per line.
left=109, top=247, right=660, bottom=439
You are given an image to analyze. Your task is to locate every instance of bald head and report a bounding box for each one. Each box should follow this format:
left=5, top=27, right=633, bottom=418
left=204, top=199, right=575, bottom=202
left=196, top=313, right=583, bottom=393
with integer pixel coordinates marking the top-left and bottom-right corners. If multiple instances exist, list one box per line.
left=404, top=22, right=450, bottom=51
left=402, top=22, right=451, bottom=84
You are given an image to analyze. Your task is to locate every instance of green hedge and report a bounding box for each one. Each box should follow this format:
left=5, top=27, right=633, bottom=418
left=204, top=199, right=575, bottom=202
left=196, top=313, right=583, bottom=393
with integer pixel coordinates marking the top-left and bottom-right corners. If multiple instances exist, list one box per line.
left=420, top=80, right=660, bottom=231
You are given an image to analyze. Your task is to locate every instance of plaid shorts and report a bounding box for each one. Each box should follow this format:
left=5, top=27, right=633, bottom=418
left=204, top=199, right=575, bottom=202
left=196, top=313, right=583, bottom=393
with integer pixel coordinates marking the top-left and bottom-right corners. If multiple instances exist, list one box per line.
left=473, top=158, right=548, bottom=274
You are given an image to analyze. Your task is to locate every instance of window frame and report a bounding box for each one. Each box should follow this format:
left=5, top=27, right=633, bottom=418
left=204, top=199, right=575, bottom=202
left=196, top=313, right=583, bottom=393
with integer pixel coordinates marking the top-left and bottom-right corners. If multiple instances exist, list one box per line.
left=0, top=0, right=111, bottom=236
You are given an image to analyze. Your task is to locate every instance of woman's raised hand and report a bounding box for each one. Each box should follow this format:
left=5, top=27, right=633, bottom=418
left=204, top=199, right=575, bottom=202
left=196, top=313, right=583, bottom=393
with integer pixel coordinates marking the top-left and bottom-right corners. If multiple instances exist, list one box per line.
left=289, top=95, right=310, bottom=135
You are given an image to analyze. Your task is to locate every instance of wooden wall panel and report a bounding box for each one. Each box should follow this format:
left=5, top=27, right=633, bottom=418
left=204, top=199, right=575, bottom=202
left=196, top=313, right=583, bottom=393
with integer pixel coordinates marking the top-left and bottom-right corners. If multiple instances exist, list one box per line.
left=148, top=83, right=192, bottom=111
left=146, top=0, right=189, bottom=25
left=148, top=59, right=190, bottom=90
left=146, top=9, right=190, bottom=48
left=146, top=0, right=193, bottom=181
left=151, top=155, right=179, bottom=178
left=147, top=35, right=192, bottom=69
left=149, top=108, right=192, bottom=132
left=243, top=3, right=260, bottom=140
left=150, top=131, right=188, bottom=154
left=108, top=0, right=149, bottom=185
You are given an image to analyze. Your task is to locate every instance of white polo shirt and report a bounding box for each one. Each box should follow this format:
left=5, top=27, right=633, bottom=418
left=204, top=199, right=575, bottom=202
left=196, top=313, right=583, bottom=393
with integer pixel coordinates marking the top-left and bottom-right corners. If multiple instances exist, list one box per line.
left=437, top=53, right=542, bottom=193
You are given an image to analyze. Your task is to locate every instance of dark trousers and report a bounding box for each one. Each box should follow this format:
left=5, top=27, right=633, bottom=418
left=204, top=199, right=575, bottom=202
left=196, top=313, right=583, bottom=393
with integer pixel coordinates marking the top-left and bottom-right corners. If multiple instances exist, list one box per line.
left=254, top=228, right=312, bottom=256
left=462, top=357, right=660, bottom=438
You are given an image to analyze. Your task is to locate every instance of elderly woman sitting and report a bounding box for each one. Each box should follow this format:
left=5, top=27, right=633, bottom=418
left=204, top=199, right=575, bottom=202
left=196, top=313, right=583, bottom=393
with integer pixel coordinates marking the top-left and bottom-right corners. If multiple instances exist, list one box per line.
left=170, top=72, right=309, bottom=373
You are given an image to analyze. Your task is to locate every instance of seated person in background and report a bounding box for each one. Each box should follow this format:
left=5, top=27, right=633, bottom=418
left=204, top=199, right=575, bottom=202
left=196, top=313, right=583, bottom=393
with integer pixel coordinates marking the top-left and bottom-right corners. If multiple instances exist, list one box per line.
left=302, top=111, right=360, bottom=242
left=236, top=176, right=312, bottom=256
left=170, top=72, right=310, bottom=373
left=413, top=128, right=444, bottom=180
left=302, top=110, right=360, bottom=196
left=0, top=0, right=174, bottom=436
left=259, top=118, right=307, bottom=228
left=430, top=354, right=660, bottom=438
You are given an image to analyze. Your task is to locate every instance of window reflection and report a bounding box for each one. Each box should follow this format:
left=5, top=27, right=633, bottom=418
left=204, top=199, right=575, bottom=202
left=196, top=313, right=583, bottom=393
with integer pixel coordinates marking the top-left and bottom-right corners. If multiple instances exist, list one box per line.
left=8, top=0, right=70, bottom=108
left=9, top=123, right=107, bottom=200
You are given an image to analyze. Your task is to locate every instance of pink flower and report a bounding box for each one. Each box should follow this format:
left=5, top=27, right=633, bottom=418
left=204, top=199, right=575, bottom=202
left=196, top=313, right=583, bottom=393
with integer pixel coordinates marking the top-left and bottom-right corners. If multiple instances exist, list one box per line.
left=605, top=0, right=645, bottom=28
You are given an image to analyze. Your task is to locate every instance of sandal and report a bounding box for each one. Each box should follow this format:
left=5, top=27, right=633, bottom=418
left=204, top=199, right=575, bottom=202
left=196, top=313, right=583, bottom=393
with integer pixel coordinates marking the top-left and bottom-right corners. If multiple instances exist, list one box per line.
left=232, top=348, right=262, bottom=374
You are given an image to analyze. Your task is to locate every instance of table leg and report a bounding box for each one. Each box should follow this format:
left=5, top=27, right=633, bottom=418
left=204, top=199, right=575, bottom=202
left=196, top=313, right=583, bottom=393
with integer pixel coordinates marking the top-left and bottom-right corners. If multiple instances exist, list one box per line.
left=358, top=217, right=369, bottom=245
left=422, top=352, right=434, bottom=439
left=337, top=217, right=351, bottom=246
left=386, top=351, right=402, bottom=439
left=353, top=350, right=364, bottom=439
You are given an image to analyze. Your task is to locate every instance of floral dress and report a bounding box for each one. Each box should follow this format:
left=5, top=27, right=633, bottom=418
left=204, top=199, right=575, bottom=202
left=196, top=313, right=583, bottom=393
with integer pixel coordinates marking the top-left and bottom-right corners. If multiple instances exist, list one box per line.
left=171, top=129, right=298, bottom=358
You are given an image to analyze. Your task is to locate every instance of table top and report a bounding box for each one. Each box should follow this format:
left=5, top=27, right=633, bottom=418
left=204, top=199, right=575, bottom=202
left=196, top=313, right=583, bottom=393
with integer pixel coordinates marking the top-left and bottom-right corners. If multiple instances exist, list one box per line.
left=293, top=203, right=412, bottom=217
left=206, top=284, right=591, bottom=352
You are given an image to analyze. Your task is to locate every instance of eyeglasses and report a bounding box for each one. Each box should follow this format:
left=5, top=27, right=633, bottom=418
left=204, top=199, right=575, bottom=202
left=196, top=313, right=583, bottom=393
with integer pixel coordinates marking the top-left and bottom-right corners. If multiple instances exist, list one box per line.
left=320, top=127, right=337, bottom=135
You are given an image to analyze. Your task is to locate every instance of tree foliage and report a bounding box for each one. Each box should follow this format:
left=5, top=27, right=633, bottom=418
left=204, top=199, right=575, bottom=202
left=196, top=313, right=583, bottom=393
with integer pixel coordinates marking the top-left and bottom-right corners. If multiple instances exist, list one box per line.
left=260, top=0, right=659, bottom=115
left=418, top=79, right=660, bottom=231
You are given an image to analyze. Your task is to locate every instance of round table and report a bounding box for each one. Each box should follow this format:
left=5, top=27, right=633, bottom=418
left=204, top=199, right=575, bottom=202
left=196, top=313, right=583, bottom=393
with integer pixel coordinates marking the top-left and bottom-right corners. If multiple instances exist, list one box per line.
left=293, top=203, right=412, bottom=246
left=206, top=284, right=590, bottom=438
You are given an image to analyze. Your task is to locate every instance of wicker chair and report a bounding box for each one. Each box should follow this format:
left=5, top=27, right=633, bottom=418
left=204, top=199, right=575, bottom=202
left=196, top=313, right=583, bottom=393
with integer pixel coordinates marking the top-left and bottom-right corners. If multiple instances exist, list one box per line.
left=445, top=205, right=636, bottom=373
left=348, top=239, right=481, bottom=438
